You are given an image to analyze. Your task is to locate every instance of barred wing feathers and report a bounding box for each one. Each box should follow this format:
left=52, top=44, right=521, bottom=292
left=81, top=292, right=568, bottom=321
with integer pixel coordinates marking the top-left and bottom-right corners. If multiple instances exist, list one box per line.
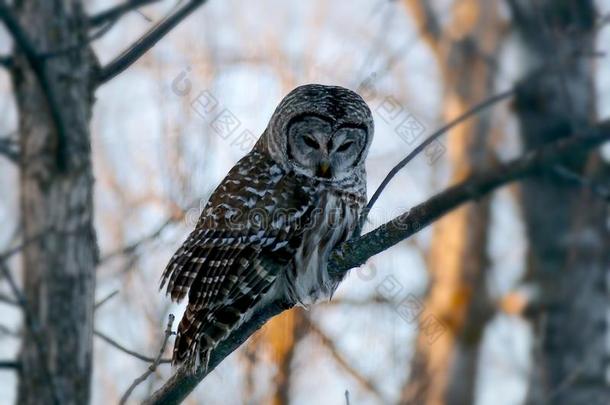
left=160, top=151, right=315, bottom=369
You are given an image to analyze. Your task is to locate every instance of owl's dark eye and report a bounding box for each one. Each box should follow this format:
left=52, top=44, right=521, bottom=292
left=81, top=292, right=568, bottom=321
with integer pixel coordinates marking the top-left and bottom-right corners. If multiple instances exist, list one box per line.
left=336, top=141, right=354, bottom=152
left=303, top=136, right=319, bottom=149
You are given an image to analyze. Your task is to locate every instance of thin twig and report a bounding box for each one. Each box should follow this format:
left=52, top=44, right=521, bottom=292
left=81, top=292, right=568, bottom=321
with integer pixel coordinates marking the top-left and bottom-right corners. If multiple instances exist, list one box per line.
left=0, top=360, right=20, bottom=370
left=304, top=315, right=388, bottom=403
left=94, top=329, right=172, bottom=364
left=0, top=136, right=19, bottom=162
left=358, top=88, right=515, bottom=233
left=89, top=0, right=161, bottom=28
left=94, top=289, right=120, bottom=310
left=96, top=0, right=208, bottom=84
left=0, top=1, right=68, bottom=170
left=0, top=323, right=18, bottom=338
left=0, top=292, right=18, bottom=306
left=100, top=217, right=175, bottom=263
left=0, top=260, right=25, bottom=306
left=39, top=19, right=119, bottom=59
left=0, top=230, right=51, bottom=262
left=0, top=260, right=62, bottom=404
left=0, top=54, right=12, bottom=68
left=119, top=314, right=175, bottom=405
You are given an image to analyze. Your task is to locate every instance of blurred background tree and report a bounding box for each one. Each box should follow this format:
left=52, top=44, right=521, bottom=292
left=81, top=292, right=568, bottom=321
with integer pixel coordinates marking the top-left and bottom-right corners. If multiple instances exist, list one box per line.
left=0, top=0, right=608, bottom=404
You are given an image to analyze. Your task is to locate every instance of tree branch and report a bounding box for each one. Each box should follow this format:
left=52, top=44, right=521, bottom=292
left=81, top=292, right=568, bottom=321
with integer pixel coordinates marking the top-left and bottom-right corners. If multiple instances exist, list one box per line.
left=0, top=136, right=19, bottom=163
left=359, top=88, right=515, bottom=231
left=0, top=54, right=13, bottom=69
left=0, top=260, right=62, bottom=404
left=39, top=20, right=118, bottom=60
left=303, top=315, right=388, bottom=403
left=0, top=292, right=18, bottom=306
left=94, top=329, right=172, bottom=364
left=96, top=0, right=208, bottom=85
left=89, top=0, right=161, bottom=28
left=0, top=230, right=51, bottom=262
left=40, top=0, right=163, bottom=60
left=144, top=121, right=610, bottom=404
left=0, top=360, right=20, bottom=370
left=99, top=216, right=176, bottom=263
left=0, top=323, right=18, bottom=338
left=94, top=289, right=120, bottom=310
left=119, top=314, right=175, bottom=405
left=0, top=260, right=26, bottom=307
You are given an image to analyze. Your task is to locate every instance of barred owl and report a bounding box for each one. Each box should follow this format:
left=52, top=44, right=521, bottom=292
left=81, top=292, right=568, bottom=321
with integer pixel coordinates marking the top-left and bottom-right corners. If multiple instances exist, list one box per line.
left=161, top=84, right=374, bottom=372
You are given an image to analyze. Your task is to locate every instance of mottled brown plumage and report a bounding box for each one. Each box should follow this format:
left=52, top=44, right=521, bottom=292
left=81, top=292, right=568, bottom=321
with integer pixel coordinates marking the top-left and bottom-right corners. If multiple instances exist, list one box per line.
left=160, top=84, right=374, bottom=372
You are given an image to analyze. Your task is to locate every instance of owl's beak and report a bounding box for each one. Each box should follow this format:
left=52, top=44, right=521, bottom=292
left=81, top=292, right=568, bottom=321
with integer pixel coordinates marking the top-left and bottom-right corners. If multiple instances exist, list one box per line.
left=317, top=160, right=332, bottom=178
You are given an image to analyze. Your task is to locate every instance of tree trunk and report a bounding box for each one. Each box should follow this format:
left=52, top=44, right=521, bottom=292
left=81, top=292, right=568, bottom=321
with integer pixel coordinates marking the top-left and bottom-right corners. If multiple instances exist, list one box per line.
left=509, top=1, right=610, bottom=404
left=11, top=1, right=98, bottom=404
left=264, top=309, right=305, bottom=405
left=401, top=1, right=501, bottom=404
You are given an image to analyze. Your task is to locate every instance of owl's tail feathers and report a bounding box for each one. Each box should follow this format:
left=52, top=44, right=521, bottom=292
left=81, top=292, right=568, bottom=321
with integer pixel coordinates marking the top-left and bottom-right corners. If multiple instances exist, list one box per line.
left=172, top=296, right=263, bottom=374
left=173, top=303, right=241, bottom=375
left=172, top=305, right=210, bottom=374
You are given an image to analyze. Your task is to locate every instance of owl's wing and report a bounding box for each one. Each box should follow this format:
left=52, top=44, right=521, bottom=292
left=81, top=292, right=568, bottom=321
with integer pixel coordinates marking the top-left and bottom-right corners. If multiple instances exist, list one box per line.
left=160, top=156, right=313, bottom=305
left=159, top=152, right=315, bottom=368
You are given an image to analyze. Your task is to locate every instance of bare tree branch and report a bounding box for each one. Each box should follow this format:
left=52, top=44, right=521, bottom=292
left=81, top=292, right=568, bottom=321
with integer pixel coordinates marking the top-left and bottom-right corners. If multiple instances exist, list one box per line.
left=0, top=54, right=12, bottom=68
left=0, top=1, right=68, bottom=170
left=96, top=0, right=208, bottom=85
left=94, top=289, right=120, bottom=310
left=0, top=260, right=25, bottom=307
left=89, top=0, right=161, bottom=28
left=143, top=121, right=610, bottom=404
left=0, top=323, right=18, bottom=338
left=0, top=260, right=62, bottom=404
left=0, top=136, right=19, bottom=163
left=0, top=229, right=52, bottom=262
left=358, top=88, right=515, bottom=232
left=119, top=314, right=175, bottom=405
left=0, top=360, right=20, bottom=370
left=94, top=329, right=172, bottom=364
left=303, top=315, right=388, bottom=403
left=100, top=216, right=176, bottom=263
left=0, top=292, right=17, bottom=306
left=39, top=20, right=118, bottom=60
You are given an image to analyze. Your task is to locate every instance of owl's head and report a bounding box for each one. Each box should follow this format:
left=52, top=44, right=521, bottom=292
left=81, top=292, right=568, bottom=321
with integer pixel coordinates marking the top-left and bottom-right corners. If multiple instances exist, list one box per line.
left=260, top=84, right=374, bottom=181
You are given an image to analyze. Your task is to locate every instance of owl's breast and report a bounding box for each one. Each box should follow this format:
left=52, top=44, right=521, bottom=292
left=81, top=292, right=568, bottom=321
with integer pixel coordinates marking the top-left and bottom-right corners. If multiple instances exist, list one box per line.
left=284, top=188, right=364, bottom=305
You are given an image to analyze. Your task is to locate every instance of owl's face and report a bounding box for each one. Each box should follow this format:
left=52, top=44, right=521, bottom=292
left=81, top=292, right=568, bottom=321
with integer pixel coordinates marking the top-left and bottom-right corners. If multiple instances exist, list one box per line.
left=261, top=84, right=374, bottom=182
left=286, top=115, right=367, bottom=180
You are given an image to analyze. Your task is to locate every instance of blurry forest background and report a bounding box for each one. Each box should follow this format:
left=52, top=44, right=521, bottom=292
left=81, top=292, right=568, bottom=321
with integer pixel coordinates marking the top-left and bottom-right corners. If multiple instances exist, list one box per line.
left=1, top=0, right=609, bottom=404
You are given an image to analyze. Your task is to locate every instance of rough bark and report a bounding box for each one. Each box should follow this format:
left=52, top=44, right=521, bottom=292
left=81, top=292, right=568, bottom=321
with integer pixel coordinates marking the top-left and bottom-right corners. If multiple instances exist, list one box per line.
left=509, top=1, right=610, bottom=403
left=10, top=1, right=98, bottom=404
left=401, top=1, right=501, bottom=404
